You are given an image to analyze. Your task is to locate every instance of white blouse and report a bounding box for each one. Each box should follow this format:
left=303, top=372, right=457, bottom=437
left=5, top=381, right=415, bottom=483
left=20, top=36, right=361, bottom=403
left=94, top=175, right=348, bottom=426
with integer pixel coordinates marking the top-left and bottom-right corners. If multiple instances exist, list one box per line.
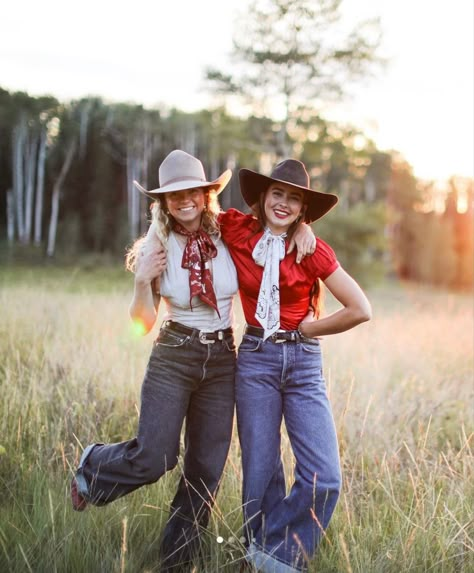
left=159, top=231, right=238, bottom=331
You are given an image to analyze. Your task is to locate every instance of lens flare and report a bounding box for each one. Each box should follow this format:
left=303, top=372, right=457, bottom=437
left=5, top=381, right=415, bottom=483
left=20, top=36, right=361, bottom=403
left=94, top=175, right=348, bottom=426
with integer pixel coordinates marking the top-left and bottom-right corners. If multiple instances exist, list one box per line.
left=131, top=319, right=147, bottom=337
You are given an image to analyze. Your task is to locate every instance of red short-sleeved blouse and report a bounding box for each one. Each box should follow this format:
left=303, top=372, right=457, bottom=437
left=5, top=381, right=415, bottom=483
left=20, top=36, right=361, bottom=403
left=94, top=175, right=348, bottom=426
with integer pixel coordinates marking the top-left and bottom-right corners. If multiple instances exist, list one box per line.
left=219, top=209, right=339, bottom=330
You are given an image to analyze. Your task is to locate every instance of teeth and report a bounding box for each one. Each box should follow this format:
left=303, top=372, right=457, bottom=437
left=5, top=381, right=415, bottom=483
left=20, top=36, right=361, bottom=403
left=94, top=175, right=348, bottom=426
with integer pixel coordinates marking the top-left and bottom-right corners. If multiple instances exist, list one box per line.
left=274, top=210, right=289, bottom=216
left=180, top=206, right=194, bottom=212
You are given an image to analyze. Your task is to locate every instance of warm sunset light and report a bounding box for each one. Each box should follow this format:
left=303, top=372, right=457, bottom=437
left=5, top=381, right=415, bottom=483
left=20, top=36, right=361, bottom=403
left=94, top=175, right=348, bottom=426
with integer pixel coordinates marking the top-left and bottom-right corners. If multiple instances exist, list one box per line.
left=1, top=0, right=472, bottom=183
left=457, top=191, right=469, bottom=214
left=1, top=3, right=473, bottom=570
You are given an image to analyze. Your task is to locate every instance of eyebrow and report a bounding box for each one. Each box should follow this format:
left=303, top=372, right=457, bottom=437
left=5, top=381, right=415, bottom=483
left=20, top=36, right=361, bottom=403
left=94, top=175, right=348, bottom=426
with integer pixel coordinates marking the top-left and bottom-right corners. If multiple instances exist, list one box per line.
left=272, top=187, right=304, bottom=199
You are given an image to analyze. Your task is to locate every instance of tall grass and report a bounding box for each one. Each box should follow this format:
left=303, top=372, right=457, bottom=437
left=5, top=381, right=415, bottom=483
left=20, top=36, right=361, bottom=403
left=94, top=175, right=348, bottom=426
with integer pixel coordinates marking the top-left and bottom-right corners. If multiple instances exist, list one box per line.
left=0, top=268, right=472, bottom=572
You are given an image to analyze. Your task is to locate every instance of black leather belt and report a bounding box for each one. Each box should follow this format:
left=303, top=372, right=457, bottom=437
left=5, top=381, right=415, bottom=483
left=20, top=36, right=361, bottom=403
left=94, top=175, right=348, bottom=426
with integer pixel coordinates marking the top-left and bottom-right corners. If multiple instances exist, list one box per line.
left=163, top=320, right=233, bottom=344
left=245, top=324, right=301, bottom=343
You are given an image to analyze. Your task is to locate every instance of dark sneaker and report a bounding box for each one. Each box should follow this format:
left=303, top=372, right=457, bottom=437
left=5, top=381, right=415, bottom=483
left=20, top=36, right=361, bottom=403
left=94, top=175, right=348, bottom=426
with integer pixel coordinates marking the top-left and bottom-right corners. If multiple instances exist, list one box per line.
left=71, top=477, right=88, bottom=511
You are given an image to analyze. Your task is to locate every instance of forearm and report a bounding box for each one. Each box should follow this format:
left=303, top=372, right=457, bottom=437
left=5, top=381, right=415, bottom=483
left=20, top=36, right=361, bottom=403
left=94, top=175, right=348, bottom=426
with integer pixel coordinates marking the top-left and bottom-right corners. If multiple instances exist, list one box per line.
left=299, top=304, right=371, bottom=338
left=129, top=278, right=160, bottom=334
left=299, top=267, right=372, bottom=338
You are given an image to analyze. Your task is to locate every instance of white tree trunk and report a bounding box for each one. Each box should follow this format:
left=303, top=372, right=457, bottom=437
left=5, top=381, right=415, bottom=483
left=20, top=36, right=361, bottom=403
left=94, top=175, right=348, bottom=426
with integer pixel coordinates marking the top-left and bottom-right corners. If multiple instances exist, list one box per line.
left=47, top=140, right=77, bottom=257
left=24, top=134, right=39, bottom=244
left=6, top=189, right=14, bottom=243
left=126, top=147, right=140, bottom=241
left=140, top=129, right=152, bottom=234
left=34, top=127, right=47, bottom=246
left=12, top=120, right=26, bottom=241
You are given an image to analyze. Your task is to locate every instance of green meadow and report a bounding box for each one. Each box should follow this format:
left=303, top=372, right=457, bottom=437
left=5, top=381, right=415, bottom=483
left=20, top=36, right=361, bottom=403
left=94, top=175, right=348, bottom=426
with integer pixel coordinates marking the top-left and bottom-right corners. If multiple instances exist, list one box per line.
left=0, top=266, right=472, bottom=572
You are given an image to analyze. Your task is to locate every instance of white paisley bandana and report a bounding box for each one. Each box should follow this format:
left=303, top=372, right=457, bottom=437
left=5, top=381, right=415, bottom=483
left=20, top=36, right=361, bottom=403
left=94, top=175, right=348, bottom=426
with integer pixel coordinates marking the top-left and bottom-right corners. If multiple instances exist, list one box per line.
left=252, top=228, right=287, bottom=339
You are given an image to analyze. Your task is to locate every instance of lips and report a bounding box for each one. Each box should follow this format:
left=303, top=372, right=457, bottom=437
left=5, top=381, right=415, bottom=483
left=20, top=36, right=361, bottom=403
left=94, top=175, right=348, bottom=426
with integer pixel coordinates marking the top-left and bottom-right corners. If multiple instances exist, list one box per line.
left=273, top=209, right=290, bottom=218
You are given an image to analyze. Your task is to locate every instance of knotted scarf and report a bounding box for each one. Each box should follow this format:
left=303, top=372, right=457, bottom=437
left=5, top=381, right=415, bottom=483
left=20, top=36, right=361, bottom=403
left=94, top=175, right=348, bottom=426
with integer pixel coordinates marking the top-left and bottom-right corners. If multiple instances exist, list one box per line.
left=252, top=228, right=286, bottom=339
left=173, top=222, right=220, bottom=317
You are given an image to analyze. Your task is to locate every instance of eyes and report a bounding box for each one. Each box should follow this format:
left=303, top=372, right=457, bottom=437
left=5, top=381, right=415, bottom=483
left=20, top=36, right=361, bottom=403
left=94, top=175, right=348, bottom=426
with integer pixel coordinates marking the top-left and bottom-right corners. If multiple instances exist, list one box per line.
left=167, top=188, right=204, bottom=201
left=269, top=187, right=305, bottom=204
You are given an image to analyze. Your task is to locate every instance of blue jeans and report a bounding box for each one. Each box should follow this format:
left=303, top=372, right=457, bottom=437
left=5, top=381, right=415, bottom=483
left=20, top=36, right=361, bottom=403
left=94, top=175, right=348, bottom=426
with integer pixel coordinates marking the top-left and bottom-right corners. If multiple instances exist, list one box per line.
left=74, top=322, right=236, bottom=570
left=236, top=332, right=341, bottom=572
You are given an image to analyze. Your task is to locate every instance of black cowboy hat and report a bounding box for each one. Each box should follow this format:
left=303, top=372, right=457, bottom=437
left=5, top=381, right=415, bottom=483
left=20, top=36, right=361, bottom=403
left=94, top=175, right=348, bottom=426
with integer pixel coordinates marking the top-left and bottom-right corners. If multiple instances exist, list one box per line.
left=239, top=159, right=338, bottom=223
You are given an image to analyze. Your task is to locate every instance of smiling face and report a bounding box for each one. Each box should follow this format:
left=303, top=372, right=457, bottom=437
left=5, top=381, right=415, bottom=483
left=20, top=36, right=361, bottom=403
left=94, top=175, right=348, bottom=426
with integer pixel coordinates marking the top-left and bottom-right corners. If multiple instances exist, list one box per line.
left=263, top=184, right=306, bottom=234
left=164, top=187, right=207, bottom=231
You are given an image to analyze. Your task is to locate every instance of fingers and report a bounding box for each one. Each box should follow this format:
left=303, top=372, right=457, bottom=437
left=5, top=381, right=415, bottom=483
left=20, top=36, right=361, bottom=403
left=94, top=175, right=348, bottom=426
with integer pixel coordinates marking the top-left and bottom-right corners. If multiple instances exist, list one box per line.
left=140, top=238, right=165, bottom=259
left=304, top=237, right=316, bottom=254
left=136, top=247, right=167, bottom=281
left=300, top=309, right=315, bottom=323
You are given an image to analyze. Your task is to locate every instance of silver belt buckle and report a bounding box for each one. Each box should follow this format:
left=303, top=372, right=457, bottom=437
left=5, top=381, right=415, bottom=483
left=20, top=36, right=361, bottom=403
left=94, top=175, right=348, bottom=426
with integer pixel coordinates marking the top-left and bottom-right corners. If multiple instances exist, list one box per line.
left=272, top=333, right=285, bottom=343
left=199, top=331, right=215, bottom=344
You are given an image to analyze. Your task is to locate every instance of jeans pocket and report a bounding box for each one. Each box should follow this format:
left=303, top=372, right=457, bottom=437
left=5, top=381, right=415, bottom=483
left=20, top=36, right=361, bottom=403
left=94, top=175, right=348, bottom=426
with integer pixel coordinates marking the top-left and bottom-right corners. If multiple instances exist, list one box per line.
left=239, top=334, right=262, bottom=352
left=223, top=338, right=237, bottom=352
left=155, top=329, right=189, bottom=348
left=300, top=337, right=321, bottom=354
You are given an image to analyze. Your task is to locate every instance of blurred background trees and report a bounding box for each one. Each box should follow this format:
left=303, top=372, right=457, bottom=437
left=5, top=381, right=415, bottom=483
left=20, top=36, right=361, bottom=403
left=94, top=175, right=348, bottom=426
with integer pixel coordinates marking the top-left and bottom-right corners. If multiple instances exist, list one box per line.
left=1, top=84, right=471, bottom=290
left=0, top=0, right=472, bottom=290
left=206, top=0, right=382, bottom=157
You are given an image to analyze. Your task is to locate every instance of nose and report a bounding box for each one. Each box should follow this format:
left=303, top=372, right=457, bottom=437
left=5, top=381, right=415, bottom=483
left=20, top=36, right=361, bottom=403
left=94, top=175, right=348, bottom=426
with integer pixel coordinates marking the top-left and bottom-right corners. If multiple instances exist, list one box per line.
left=178, top=191, right=193, bottom=203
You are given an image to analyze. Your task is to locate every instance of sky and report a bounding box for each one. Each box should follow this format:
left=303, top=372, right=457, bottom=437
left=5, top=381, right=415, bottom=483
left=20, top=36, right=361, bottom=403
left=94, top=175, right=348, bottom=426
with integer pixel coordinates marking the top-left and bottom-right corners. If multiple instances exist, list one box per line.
left=1, top=0, right=473, bottom=181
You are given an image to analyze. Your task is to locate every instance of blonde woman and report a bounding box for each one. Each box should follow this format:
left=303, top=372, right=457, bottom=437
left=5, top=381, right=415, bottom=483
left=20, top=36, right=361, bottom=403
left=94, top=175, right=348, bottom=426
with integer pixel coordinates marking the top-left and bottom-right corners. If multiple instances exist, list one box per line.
left=71, top=150, right=238, bottom=571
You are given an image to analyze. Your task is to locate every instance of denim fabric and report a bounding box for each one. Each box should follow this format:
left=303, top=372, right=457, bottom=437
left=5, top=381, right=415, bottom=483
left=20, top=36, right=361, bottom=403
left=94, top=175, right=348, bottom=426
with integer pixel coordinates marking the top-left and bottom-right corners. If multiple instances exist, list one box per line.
left=75, top=323, right=236, bottom=569
left=236, top=333, right=341, bottom=571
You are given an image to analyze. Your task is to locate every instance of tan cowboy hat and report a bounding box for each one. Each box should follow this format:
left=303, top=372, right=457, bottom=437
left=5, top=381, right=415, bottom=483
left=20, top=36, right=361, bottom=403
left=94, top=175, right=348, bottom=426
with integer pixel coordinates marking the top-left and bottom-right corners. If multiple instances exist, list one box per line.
left=134, top=149, right=232, bottom=199
left=239, top=159, right=338, bottom=223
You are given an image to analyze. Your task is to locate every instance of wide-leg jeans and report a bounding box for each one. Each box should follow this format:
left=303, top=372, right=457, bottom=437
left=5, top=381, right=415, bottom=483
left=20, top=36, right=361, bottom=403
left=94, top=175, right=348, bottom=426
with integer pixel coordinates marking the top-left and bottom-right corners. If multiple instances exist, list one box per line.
left=74, top=323, right=236, bottom=568
left=236, top=333, right=341, bottom=573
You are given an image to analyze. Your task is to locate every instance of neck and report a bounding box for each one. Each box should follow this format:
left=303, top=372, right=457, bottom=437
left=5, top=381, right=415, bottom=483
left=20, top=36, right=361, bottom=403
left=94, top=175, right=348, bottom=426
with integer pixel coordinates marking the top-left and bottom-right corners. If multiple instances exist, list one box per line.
left=172, top=218, right=202, bottom=233
left=266, top=224, right=289, bottom=236
left=181, top=221, right=201, bottom=232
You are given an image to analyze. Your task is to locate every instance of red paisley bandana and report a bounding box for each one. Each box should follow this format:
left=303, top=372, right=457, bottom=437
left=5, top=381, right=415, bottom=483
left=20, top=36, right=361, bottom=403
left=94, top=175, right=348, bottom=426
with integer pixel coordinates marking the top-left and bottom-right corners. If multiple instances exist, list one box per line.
left=172, top=222, right=220, bottom=317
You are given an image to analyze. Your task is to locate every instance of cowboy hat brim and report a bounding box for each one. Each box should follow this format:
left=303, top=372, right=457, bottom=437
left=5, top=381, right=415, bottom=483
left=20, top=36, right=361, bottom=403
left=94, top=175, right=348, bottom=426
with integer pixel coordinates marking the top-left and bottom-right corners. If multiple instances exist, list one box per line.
left=239, top=169, right=338, bottom=223
left=134, top=168, right=232, bottom=200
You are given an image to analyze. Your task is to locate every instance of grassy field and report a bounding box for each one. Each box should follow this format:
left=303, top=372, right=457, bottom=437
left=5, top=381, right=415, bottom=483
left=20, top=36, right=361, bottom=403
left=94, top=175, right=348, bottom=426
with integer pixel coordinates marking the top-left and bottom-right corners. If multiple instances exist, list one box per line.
left=0, top=266, right=473, bottom=572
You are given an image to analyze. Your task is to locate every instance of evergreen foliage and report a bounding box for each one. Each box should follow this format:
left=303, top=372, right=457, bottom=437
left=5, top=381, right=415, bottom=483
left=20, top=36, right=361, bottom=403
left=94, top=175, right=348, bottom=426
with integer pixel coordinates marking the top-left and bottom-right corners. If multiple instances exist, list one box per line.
left=0, top=87, right=472, bottom=289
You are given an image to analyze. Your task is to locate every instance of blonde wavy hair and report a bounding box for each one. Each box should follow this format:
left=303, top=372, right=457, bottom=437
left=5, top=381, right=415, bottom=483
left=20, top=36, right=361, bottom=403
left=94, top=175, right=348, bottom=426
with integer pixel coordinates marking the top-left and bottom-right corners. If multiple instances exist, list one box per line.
left=125, top=187, right=221, bottom=272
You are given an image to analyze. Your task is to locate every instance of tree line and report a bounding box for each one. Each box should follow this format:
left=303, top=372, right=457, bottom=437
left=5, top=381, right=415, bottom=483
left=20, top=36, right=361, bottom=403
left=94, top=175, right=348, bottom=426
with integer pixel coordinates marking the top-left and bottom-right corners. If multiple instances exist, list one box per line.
left=1, top=0, right=472, bottom=289
left=0, top=86, right=471, bottom=289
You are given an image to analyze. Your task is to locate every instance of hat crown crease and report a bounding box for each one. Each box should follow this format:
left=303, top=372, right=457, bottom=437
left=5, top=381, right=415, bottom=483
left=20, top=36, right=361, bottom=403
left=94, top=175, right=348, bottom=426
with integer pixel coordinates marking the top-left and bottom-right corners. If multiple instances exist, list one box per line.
left=159, top=150, right=206, bottom=187
left=271, top=160, right=309, bottom=188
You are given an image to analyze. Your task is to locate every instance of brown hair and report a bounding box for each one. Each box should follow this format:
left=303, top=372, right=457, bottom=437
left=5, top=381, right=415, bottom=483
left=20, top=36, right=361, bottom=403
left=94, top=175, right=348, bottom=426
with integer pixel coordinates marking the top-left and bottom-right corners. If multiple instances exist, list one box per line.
left=309, top=279, right=324, bottom=318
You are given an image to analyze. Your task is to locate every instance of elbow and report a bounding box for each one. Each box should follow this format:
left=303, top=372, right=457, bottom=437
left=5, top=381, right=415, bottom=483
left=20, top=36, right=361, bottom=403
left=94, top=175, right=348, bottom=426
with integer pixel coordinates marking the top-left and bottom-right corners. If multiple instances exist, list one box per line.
left=129, top=310, right=154, bottom=336
left=348, top=299, right=372, bottom=326
left=356, top=301, right=372, bottom=324
left=134, top=317, right=154, bottom=336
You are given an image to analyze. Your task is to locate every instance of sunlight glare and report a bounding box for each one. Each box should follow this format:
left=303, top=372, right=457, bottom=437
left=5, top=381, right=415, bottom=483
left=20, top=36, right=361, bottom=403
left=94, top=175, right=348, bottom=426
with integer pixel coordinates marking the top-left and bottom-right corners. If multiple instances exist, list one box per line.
left=131, top=319, right=147, bottom=338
